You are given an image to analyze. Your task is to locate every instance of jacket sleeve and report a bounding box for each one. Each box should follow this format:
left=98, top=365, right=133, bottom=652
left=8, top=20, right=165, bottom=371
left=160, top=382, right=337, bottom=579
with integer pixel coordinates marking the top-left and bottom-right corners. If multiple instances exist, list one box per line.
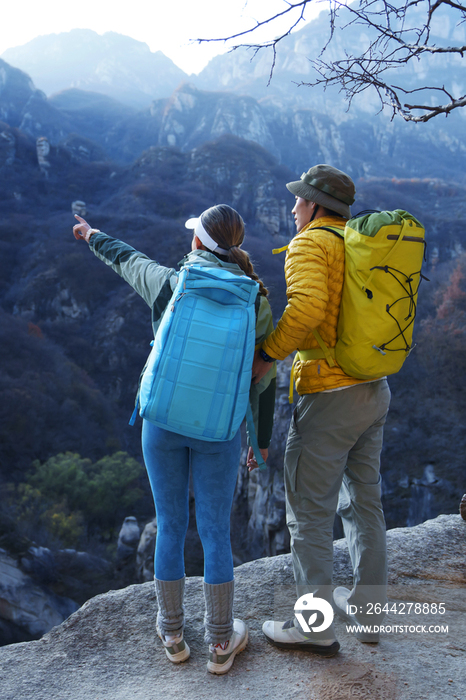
left=248, top=296, right=276, bottom=449
left=262, top=233, right=329, bottom=360
left=89, top=232, right=176, bottom=308
left=249, top=378, right=276, bottom=449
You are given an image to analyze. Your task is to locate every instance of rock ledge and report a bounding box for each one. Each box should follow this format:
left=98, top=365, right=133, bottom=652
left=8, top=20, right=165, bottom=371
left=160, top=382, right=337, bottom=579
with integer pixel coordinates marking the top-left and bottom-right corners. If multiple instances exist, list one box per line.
left=0, top=514, right=464, bottom=700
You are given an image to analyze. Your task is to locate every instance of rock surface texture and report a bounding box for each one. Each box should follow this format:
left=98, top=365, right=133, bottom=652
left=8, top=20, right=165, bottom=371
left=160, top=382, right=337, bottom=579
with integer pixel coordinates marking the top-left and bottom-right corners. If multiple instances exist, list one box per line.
left=0, top=514, right=464, bottom=700
left=0, top=549, right=78, bottom=645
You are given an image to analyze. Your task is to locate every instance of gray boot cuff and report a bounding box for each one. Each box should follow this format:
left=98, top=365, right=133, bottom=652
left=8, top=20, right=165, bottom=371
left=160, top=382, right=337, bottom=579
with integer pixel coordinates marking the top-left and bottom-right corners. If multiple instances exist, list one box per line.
left=155, top=577, right=185, bottom=636
left=203, top=580, right=234, bottom=644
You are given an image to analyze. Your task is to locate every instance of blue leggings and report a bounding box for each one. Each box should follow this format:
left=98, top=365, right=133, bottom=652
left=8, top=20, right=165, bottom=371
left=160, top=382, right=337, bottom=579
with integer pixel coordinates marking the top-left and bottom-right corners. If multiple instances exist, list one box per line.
left=141, top=420, right=241, bottom=584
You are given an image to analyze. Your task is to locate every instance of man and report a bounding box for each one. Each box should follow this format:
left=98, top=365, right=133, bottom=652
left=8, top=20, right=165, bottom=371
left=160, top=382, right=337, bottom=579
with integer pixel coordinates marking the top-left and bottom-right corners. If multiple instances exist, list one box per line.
left=252, top=164, right=391, bottom=656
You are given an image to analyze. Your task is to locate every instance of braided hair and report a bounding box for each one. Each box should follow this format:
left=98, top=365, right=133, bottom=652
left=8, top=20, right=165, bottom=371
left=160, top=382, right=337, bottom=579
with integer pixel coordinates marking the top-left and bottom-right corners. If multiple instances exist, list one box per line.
left=200, top=204, right=269, bottom=297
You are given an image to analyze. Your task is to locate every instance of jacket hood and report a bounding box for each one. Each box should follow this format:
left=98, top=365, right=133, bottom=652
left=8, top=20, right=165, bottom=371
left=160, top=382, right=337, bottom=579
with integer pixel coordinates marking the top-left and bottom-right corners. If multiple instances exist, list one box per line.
left=178, top=250, right=243, bottom=275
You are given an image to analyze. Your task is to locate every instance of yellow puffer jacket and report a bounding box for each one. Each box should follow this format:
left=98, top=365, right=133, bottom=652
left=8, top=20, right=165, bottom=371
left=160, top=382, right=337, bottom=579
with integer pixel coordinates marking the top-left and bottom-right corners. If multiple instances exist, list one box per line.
left=262, top=216, right=368, bottom=394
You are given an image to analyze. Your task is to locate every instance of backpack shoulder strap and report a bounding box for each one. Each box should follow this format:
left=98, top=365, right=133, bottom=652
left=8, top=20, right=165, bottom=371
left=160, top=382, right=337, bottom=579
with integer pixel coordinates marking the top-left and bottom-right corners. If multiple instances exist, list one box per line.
left=272, top=225, right=345, bottom=256
left=313, top=226, right=345, bottom=240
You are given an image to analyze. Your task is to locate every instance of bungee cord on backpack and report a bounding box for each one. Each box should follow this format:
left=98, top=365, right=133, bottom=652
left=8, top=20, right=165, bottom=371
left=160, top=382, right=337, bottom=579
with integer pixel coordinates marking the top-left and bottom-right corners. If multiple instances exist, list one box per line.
left=369, top=263, right=428, bottom=355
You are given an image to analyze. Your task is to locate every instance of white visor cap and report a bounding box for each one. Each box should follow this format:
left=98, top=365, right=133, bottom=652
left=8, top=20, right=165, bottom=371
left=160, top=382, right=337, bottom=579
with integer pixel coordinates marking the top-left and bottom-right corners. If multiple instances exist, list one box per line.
left=185, top=215, right=229, bottom=256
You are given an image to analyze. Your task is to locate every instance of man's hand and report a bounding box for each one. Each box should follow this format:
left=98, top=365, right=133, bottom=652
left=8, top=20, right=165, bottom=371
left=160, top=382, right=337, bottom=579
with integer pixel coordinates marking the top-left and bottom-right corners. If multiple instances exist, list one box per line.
left=252, top=348, right=274, bottom=384
left=247, top=446, right=268, bottom=472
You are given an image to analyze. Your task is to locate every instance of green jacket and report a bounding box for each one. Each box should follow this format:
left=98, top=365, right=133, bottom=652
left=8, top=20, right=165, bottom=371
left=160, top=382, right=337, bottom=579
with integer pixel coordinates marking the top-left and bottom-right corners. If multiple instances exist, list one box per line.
left=90, top=232, right=276, bottom=448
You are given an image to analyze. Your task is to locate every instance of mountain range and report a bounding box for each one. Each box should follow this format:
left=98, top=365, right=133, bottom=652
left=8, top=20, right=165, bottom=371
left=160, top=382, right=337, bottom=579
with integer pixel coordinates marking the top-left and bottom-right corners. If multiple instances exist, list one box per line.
left=1, top=48, right=465, bottom=186
left=1, top=29, right=188, bottom=108
left=3, top=8, right=465, bottom=118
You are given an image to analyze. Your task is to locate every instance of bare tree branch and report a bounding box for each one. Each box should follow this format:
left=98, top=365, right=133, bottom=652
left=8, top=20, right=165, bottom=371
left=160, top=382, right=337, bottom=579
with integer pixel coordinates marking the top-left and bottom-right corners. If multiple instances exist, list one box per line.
left=195, top=1, right=309, bottom=46
left=405, top=43, right=466, bottom=54
left=403, top=95, right=466, bottom=121
left=197, top=0, right=466, bottom=122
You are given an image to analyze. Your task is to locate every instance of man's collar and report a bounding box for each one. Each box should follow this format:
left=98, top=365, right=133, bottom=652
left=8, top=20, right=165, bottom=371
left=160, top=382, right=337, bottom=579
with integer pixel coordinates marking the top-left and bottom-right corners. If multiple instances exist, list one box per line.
left=301, top=215, right=347, bottom=234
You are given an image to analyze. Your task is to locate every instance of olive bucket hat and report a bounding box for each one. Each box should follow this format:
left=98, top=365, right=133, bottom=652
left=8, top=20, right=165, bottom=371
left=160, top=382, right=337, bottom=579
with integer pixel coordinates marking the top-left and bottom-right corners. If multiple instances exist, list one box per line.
left=286, top=164, right=355, bottom=219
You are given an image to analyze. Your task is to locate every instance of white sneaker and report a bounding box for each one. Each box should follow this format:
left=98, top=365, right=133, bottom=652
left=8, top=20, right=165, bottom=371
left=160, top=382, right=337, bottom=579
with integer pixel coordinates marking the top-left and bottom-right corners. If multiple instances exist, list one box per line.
left=262, top=618, right=340, bottom=657
left=332, top=586, right=379, bottom=643
left=157, top=626, right=190, bottom=663
left=207, top=619, right=248, bottom=675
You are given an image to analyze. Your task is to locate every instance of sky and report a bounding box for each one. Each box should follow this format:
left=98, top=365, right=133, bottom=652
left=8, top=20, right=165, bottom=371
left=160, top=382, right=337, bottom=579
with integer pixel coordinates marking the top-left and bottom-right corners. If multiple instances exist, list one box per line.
left=1, top=0, right=325, bottom=74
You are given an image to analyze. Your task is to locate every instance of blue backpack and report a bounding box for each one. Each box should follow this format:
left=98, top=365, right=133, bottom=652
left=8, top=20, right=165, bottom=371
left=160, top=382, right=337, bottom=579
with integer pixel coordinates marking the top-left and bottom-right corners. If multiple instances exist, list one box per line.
left=134, top=264, right=260, bottom=447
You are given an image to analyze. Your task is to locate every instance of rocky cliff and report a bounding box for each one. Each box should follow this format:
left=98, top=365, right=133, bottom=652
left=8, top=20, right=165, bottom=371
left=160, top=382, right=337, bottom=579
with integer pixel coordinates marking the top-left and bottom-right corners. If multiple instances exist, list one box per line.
left=0, top=515, right=463, bottom=700
left=103, top=83, right=466, bottom=181
left=2, top=22, right=466, bottom=182
left=0, top=60, right=73, bottom=143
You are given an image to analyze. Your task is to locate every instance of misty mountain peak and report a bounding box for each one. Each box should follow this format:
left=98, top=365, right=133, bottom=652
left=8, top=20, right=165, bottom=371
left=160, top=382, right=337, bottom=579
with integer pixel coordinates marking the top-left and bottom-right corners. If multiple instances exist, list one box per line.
left=2, top=30, right=188, bottom=108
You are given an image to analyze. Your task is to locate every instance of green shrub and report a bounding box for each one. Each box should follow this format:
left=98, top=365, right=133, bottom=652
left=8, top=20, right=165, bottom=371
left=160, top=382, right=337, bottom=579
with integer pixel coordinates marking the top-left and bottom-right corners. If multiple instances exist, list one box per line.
left=10, top=451, right=144, bottom=548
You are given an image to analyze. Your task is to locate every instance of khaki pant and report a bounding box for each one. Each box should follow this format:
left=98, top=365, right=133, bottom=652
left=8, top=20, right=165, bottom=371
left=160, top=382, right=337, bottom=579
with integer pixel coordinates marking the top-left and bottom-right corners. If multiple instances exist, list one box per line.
left=285, top=379, right=391, bottom=624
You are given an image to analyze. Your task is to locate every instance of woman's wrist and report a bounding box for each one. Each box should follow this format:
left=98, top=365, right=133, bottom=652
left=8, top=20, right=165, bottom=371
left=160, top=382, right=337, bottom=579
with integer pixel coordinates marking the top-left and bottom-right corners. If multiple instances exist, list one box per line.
left=85, top=228, right=100, bottom=243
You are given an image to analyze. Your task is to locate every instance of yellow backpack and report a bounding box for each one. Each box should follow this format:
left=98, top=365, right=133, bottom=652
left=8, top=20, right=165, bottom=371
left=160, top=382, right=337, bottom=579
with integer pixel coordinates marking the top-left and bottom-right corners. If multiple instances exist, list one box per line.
left=285, top=210, right=427, bottom=390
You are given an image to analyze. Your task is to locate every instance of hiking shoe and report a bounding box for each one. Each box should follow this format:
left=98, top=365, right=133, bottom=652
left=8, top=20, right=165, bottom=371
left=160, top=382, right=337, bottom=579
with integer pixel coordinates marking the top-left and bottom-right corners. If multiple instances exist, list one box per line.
left=262, top=618, right=340, bottom=657
left=332, top=587, right=379, bottom=643
left=157, top=626, right=190, bottom=663
left=207, top=619, right=248, bottom=675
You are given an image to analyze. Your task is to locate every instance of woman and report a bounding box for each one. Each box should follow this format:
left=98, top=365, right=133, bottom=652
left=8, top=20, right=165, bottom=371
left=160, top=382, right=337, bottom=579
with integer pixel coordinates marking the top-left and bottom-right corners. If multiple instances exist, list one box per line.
left=73, top=204, right=276, bottom=675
